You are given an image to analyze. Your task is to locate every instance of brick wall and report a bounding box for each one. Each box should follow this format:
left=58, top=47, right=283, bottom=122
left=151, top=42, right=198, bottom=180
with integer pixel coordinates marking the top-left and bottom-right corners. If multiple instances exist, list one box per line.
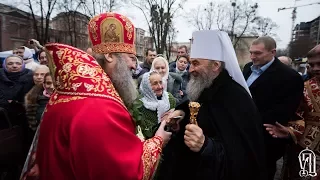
left=0, top=13, right=34, bottom=51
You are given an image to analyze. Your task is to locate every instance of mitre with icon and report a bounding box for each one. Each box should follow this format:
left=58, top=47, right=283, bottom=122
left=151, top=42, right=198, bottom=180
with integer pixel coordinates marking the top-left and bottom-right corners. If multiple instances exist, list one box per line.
left=88, top=12, right=136, bottom=55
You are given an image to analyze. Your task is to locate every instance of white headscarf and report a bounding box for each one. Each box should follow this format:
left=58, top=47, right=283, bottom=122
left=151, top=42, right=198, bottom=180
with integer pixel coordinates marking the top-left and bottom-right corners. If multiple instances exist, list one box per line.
left=190, top=30, right=251, bottom=96
left=139, top=72, right=170, bottom=123
left=150, top=57, right=169, bottom=91
left=22, top=46, right=34, bottom=60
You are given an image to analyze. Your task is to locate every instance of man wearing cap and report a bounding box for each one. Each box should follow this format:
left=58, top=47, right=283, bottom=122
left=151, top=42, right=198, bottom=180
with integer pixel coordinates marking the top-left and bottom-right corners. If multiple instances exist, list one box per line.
left=34, top=12, right=172, bottom=180
left=159, top=30, right=267, bottom=180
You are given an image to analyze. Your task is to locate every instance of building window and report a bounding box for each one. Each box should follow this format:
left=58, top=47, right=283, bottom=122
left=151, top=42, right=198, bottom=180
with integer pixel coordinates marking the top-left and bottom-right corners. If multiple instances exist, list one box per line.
left=20, top=24, right=30, bottom=38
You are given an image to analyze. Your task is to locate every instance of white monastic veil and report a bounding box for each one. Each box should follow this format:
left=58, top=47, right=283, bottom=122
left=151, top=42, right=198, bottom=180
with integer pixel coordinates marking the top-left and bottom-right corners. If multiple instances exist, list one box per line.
left=190, top=30, right=251, bottom=96
left=217, top=31, right=251, bottom=96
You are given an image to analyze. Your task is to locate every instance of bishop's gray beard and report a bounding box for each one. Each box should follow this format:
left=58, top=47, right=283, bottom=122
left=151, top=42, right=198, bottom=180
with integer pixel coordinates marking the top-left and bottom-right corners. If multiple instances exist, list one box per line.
left=186, top=69, right=215, bottom=101
left=110, top=57, right=137, bottom=108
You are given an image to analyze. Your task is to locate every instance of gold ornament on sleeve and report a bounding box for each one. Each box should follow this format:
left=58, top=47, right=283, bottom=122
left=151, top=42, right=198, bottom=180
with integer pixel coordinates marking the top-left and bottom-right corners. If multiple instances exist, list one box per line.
left=189, top=102, right=201, bottom=125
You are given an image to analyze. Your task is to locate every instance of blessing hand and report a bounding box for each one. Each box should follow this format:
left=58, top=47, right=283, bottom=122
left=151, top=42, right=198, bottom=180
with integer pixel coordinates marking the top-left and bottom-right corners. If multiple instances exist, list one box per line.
left=184, top=124, right=205, bottom=152
left=263, top=122, right=290, bottom=139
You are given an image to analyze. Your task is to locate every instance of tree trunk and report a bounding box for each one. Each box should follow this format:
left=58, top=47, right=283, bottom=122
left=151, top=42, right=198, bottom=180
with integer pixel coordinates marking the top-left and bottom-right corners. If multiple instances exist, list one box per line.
left=28, top=0, right=40, bottom=42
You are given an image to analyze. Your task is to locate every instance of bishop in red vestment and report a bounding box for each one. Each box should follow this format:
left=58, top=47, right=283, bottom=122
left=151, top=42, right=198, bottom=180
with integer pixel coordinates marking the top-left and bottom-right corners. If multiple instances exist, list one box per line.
left=35, top=12, right=170, bottom=180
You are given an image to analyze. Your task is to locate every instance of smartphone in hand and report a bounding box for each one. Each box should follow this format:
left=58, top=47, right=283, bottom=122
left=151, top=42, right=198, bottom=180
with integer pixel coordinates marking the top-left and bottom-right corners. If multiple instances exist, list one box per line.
left=170, top=116, right=183, bottom=121
left=165, top=116, right=183, bottom=132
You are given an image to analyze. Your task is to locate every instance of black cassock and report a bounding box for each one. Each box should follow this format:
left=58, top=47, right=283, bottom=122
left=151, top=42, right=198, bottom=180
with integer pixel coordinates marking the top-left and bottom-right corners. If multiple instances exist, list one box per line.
left=157, top=69, right=267, bottom=180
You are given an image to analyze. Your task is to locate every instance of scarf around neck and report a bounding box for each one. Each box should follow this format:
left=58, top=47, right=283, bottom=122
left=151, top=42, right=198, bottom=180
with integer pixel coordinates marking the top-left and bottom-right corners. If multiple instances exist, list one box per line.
left=43, top=89, right=51, bottom=98
left=175, top=66, right=187, bottom=75
left=2, top=68, right=29, bottom=82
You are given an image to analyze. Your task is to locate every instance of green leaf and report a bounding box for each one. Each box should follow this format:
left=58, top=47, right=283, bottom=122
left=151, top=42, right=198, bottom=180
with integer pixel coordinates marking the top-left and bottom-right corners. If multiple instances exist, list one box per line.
left=129, top=96, right=143, bottom=126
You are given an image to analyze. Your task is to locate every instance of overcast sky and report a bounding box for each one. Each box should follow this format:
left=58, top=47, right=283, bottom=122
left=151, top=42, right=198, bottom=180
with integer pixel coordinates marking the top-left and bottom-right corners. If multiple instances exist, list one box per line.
left=6, top=0, right=320, bottom=49
left=120, top=0, right=320, bottom=49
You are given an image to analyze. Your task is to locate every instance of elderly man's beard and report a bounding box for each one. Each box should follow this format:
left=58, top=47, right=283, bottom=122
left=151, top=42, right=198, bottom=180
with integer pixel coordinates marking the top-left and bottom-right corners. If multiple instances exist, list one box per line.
left=187, top=67, right=216, bottom=101
left=109, top=58, right=137, bottom=108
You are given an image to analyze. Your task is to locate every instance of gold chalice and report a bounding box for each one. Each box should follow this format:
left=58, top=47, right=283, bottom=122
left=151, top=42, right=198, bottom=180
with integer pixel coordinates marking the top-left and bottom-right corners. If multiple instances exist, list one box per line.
left=189, top=102, right=201, bottom=125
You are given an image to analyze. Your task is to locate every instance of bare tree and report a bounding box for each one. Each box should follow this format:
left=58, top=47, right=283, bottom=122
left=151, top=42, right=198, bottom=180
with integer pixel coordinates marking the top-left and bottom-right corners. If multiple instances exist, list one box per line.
left=252, top=16, right=279, bottom=37
left=26, top=0, right=58, bottom=44
left=132, top=0, right=186, bottom=55
left=57, top=0, right=84, bottom=46
left=276, top=48, right=289, bottom=57
left=80, top=0, right=125, bottom=18
left=165, top=25, right=178, bottom=59
left=187, top=0, right=258, bottom=48
left=187, top=2, right=216, bottom=30
left=228, top=1, right=258, bottom=48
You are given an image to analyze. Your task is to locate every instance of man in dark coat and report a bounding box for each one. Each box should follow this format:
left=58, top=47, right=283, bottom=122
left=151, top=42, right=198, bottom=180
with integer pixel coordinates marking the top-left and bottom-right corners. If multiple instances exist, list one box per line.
left=133, top=48, right=157, bottom=78
left=159, top=30, right=267, bottom=180
left=243, top=36, right=304, bottom=180
left=168, top=45, right=190, bottom=71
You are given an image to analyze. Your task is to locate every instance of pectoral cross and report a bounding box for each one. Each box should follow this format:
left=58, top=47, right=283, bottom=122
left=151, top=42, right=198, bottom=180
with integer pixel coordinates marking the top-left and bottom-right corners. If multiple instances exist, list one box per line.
left=190, top=37, right=194, bottom=44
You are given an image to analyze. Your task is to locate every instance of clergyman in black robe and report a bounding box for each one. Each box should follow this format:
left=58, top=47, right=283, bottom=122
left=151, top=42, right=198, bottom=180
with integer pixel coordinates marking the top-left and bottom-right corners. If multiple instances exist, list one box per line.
left=157, top=30, right=267, bottom=180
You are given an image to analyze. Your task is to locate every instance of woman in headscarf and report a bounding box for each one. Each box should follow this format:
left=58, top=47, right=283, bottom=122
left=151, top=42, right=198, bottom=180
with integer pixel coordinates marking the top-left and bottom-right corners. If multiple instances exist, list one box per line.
left=25, top=73, right=54, bottom=143
left=0, top=55, right=34, bottom=104
left=0, top=55, right=34, bottom=180
left=131, top=71, right=176, bottom=180
left=134, top=71, right=176, bottom=140
left=20, top=46, right=39, bottom=71
left=150, top=57, right=183, bottom=104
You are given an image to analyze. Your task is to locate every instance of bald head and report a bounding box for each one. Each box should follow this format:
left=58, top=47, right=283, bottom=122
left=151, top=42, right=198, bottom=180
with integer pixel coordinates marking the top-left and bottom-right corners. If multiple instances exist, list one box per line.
left=278, top=56, right=292, bottom=66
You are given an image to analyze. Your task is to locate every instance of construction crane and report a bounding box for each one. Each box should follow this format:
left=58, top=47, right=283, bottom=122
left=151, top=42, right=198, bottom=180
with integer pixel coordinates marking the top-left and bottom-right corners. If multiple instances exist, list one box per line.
left=278, top=1, right=320, bottom=43
left=278, top=2, right=320, bottom=12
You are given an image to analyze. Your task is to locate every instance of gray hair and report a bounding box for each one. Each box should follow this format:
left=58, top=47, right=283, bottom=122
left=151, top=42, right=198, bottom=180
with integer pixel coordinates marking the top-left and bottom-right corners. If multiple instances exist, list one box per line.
left=34, top=65, right=50, bottom=73
left=187, top=62, right=217, bottom=101
left=92, top=52, right=137, bottom=108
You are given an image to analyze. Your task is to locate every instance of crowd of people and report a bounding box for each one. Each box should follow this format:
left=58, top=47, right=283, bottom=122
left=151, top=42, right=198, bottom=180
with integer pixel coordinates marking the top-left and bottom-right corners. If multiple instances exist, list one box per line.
left=0, top=40, right=54, bottom=179
left=0, top=12, right=320, bottom=180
